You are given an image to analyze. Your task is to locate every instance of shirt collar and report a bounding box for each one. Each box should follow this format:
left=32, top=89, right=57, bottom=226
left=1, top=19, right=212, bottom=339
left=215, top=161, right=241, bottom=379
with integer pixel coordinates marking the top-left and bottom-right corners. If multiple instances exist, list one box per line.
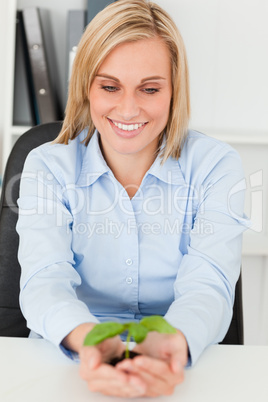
left=76, top=130, right=185, bottom=187
left=146, top=151, right=186, bottom=185
left=76, top=130, right=110, bottom=187
left=146, top=135, right=185, bottom=185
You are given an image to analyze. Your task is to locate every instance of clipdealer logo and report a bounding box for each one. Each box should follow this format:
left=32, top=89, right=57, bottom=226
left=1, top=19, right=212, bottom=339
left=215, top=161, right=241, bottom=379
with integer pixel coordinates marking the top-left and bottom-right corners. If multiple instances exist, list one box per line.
left=228, top=170, right=263, bottom=233
left=66, top=217, right=214, bottom=239
left=9, top=169, right=264, bottom=234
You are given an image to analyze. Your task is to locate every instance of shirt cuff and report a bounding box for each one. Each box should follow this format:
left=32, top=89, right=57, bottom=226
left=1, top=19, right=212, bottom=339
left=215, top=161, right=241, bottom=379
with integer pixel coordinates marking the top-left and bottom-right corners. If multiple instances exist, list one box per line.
left=59, top=344, right=80, bottom=363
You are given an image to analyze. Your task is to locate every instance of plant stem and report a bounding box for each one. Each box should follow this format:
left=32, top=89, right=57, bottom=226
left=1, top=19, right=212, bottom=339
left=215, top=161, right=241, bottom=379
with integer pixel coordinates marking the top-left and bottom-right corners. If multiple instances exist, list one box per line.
left=125, top=331, right=131, bottom=359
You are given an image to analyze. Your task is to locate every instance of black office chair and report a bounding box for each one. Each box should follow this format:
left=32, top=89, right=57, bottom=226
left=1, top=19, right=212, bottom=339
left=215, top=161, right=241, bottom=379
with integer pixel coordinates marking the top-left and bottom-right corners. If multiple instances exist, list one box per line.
left=220, top=277, right=244, bottom=344
left=0, top=122, right=244, bottom=344
left=0, top=122, right=62, bottom=337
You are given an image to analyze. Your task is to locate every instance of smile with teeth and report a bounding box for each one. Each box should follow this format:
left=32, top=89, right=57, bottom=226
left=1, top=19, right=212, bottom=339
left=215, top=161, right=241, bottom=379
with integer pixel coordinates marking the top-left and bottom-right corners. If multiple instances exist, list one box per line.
left=109, top=119, right=147, bottom=132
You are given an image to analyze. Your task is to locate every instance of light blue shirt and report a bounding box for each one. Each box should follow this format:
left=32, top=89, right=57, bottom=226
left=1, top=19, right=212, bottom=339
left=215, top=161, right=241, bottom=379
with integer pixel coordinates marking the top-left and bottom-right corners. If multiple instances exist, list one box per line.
left=17, top=129, right=249, bottom=365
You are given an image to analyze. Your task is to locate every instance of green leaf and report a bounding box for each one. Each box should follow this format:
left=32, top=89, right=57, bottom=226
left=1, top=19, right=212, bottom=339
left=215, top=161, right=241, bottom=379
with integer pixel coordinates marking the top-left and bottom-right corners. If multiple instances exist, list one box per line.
left=83, top=322, right=126, bottom=346
left=127, top=323, right=149, bottom=344
left=140, top=316, right=177, bottom=334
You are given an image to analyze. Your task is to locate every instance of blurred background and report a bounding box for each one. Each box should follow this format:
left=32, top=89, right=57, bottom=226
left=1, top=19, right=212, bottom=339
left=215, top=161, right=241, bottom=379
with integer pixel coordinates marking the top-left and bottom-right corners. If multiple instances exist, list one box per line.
left=0, top=0, right=267, bottom=345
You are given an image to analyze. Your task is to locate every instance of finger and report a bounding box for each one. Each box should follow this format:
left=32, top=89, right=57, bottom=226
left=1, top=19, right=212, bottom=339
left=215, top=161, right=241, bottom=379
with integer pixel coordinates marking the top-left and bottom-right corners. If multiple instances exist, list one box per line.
left=87, top=363, right=129, bottom=381
left=82, top=362, right=147, bottom=398
left=117, top=355, right=170, bottom=379
left=80, top=363, right=126, bottom=387
left=117, top=355, right=183, bottom=396
left=133, top=371, right=172, bottom=397
left=134, top=331, right=188, bottom=365
left=79, top=346, right=102, bottom=378
left=80, top=338, right=125, bottom=368
left=170, top=355, right=186, bottom=374
left=97, top=336, right=125, bottom=361
left=88, top=376, right=146, bottom=398
left=116, top=358, right=140, bottom=374
left=124, top=362, right=178, bottom=397
left=134, top=355, right=174, bottom=378
left=133, top=356, right=184, bottom=389
left=102, top=364, right=150, bottom=390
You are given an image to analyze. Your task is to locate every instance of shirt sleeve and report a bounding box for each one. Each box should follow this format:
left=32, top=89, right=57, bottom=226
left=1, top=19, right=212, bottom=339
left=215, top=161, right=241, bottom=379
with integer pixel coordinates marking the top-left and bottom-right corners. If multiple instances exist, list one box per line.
left=17, top=147, right=99, bottom=349
left=164, top=144, right=250, bottom=366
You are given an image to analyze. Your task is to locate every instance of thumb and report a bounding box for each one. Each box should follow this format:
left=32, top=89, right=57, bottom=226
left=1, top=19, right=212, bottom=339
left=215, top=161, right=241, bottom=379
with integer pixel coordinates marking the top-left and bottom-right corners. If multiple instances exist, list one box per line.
left=80, top=346, right=101, bottom=370
left=170, top=356, right=184, bottom=374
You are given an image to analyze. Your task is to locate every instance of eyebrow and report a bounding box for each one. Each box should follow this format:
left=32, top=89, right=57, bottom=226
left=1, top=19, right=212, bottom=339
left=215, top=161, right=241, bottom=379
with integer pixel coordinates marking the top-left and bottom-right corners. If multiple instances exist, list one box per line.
left=96, top=74, right=166, bottom=83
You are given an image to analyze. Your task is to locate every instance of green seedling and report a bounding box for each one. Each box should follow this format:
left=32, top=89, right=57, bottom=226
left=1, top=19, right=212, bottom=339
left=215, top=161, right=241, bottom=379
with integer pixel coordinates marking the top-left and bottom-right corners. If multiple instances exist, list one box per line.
left=83, top=315, right=176, bottom=359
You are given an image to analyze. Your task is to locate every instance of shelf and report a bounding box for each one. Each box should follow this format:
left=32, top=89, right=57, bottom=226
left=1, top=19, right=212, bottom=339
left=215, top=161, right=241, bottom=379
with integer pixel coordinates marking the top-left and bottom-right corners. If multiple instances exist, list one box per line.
left=242, top=233, right=268, bottom=256
left=11, top=125, right=32, bottom=136
left=194, top=128, right=268, bottom=145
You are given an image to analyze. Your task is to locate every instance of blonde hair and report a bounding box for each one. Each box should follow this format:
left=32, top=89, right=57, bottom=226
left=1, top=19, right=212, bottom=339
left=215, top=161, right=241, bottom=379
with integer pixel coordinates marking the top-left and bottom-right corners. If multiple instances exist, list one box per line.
left=55, top=0, right=190, bottom=161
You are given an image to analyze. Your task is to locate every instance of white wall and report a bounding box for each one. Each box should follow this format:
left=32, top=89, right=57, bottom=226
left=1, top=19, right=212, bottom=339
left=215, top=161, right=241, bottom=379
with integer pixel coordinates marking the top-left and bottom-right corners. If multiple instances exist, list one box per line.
left=154, top=0, right=268, bottom=344
left=155, top=0, right=268, bottom=132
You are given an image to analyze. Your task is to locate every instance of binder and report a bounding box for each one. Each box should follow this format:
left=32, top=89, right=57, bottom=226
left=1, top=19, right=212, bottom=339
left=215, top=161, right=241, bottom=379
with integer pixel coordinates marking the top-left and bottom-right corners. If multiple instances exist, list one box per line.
left=38, top=8, right=62, bottom=120
left=22, top=7, right=58, bottom=124
left=87, top=0, right=116, bottom=24
left=13, top=11, right=36, bottom=126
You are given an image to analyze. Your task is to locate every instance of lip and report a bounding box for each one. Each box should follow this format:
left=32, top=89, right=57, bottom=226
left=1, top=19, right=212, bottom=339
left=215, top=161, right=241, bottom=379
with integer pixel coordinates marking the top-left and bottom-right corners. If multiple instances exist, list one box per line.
left=107, top=118, right=148, bottom=139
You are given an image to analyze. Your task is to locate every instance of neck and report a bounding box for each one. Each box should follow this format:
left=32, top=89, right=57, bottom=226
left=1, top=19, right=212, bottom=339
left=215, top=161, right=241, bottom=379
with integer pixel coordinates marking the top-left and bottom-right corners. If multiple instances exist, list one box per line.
left=100, top=144, right=157, bottom=198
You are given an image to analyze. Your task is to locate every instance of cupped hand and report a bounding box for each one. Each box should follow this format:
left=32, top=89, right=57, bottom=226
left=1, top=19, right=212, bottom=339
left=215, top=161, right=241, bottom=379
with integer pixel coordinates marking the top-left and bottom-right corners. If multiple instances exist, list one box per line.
left=133, top=329, right=188, bottom=367
left=79, top=336, right=147, bottom=398
left=115, top=330, right=188, bottom=397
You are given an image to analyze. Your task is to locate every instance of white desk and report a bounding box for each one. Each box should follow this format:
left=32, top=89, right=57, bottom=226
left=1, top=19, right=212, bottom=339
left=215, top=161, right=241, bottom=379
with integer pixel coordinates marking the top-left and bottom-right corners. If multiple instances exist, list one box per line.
left=1, top=338, right=268, bottom=402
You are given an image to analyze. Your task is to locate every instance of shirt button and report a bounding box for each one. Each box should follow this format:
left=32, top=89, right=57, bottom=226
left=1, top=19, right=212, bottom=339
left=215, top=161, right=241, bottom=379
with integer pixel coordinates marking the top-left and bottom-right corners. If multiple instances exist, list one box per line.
left=126, top=259, right=133, bottom=266
left=126, top=277, right=133, bottom=284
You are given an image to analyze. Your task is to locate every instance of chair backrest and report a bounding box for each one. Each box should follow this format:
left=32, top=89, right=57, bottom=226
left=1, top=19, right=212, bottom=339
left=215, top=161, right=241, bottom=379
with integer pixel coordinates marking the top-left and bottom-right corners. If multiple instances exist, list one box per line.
left=0, top=122, right=62, bottom=336
left=220, top=275, right=244, bottom=344
left=0, top=121, right=244, bottom=343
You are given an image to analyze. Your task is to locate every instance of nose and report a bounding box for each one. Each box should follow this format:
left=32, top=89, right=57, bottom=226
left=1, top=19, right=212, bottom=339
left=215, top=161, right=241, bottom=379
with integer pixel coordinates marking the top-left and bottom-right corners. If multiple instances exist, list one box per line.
left=116, top=92, right=140, bottom=121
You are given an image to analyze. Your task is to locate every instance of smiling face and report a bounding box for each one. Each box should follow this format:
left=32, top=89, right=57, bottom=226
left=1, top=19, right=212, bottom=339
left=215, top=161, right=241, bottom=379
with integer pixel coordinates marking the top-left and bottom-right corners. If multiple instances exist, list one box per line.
left=89, top=37, right=172, bottom=165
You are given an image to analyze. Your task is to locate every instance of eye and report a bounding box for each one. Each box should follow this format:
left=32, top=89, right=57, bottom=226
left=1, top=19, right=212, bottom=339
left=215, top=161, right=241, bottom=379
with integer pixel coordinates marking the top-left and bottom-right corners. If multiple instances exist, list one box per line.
left=142, top=88, right=160, bottom=95
left=101, top=85, right=119, bottom=93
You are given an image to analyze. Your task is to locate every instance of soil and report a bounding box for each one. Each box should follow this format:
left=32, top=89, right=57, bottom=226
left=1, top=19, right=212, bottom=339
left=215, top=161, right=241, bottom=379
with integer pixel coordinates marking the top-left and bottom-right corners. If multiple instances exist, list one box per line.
left=109, top=351, right=140, bottom=366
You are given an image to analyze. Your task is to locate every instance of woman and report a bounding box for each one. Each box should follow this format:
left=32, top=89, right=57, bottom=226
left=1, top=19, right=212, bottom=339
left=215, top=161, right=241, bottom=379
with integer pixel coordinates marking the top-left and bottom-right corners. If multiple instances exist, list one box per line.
left=17, top=0, right=249, bottom=397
